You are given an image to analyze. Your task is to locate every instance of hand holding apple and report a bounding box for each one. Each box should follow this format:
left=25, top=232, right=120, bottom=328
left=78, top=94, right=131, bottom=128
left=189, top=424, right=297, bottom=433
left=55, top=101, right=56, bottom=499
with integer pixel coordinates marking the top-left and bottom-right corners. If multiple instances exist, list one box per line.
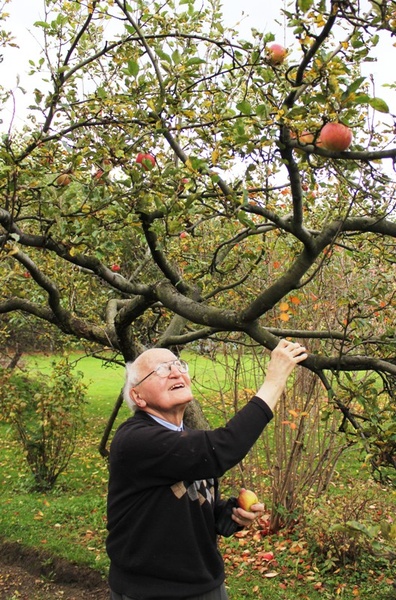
left=232, top=489, right=264, bottom=528
left=237, top=488, right=259, bottom=511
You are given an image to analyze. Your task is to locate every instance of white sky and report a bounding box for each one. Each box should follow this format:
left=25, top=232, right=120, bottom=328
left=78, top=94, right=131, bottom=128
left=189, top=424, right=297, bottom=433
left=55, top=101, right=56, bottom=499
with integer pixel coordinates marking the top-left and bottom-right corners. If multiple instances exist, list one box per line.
left=1, top=0, right=395, bottom=129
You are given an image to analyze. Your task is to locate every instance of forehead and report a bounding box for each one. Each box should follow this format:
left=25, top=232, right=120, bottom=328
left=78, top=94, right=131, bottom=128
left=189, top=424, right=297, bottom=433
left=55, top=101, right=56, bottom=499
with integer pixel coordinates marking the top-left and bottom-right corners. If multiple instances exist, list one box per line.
left=137, top=348, right=176, bottom=372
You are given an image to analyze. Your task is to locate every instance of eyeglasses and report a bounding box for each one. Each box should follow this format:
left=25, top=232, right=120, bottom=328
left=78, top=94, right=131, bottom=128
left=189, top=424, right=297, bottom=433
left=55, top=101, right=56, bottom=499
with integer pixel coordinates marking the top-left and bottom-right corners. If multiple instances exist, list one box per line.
left=133, top=359, right=189, bottom=387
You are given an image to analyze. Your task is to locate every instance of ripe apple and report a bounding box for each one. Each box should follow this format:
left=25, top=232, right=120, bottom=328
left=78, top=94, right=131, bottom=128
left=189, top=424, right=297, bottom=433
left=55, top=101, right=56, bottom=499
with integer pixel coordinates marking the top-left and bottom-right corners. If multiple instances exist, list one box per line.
left=237, top=488, right=259, bottom=511
left=179, top=231, right=188, bottom=239
left=267, top=43, right=287, bottom=66
left=111, top=264, right=121, bottom=272
left=136, top=152, right=156, bottom=171
left=318, top=122, right=353, bottom=152
left=56, top=173, right=71, bottom=186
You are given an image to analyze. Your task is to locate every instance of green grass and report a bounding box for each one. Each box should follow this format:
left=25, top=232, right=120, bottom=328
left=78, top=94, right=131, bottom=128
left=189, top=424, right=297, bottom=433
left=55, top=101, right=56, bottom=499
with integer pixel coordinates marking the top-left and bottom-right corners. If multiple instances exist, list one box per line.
left=1, top=352, right=395, bottom=599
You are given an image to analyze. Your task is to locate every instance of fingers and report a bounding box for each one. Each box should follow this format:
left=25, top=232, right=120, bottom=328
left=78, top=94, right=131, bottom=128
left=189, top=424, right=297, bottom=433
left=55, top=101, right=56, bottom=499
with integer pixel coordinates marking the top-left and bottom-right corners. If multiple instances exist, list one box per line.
left=275, top=339, right=308, bottom=362
left=232, top=504, right=265, bottom=527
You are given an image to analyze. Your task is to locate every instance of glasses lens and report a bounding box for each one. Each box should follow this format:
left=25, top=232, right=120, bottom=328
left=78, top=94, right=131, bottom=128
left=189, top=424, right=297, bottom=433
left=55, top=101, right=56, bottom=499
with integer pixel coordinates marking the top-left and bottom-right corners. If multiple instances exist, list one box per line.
left=156, top=360, right=188, bottom=377
left=177, top=360, right=188, bottom=373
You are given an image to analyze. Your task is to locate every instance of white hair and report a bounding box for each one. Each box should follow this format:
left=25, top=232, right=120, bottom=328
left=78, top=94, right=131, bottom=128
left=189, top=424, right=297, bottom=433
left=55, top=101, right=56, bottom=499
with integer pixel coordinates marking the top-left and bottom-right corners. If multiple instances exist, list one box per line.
left=123, top=361, right=141, bottom=412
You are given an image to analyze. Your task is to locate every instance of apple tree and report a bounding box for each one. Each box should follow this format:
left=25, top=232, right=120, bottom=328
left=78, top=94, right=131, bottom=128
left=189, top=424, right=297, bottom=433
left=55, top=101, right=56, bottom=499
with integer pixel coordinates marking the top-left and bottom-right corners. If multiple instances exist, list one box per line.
left=0, top=0, right=395, bottom=472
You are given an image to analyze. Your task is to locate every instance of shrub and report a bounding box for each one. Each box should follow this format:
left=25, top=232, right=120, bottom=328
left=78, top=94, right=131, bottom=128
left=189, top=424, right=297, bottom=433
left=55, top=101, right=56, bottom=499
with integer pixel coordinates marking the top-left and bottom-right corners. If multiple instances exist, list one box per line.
left=301, top=485, right=396, bottom=574
left=0, top=356, right=87, bottom=491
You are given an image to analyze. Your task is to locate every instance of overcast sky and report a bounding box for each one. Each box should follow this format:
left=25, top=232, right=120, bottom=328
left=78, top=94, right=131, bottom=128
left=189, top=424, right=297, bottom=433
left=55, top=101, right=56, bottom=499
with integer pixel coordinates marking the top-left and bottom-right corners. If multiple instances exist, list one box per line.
left=2, top=0, right=394, bottom=129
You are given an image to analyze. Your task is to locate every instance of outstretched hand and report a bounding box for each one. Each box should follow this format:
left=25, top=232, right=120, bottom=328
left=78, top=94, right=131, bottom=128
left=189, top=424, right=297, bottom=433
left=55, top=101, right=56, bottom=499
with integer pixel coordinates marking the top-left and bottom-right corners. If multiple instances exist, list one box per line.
left=266, top=339, right=308, bottom=381
left=255, top=339, right=308, bottom=411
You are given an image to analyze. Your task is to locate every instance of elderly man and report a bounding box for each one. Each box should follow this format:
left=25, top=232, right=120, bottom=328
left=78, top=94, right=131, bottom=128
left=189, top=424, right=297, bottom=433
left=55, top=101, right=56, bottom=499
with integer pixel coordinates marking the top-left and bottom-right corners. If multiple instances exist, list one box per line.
left=106, top=339, right=307, bottom=600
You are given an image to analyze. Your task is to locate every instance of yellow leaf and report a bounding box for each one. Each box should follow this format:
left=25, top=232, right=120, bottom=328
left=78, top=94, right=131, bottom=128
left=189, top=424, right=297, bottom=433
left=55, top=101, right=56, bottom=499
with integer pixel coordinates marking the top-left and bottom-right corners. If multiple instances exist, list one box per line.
left=211, top=148, right=220, bottom=164
left=279, top=312, right=290, bottom=321
left=279, top=302, right=289, bottom=311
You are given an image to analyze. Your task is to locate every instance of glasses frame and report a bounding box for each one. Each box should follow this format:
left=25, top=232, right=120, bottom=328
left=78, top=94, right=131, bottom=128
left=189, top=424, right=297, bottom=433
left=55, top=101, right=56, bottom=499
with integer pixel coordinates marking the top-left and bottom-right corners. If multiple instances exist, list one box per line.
left=133, top=359, right=189, bottom=387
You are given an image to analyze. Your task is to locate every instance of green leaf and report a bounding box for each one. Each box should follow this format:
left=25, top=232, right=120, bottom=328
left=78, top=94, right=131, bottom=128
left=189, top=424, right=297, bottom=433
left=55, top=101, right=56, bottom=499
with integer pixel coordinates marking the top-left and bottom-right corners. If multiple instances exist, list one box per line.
left=127, top=60, right=139, bottom=77
left=344, top=76, right=366, bottom=96
left=369, top=97, right=389, bottom=113
left=185, top=57, right=206, bottom=66
left=96, top=87, right=107, bottom=100
left=298, top=0, right=314, bottom=11
left=34, top=20, right=51, bottom=29
left=236, top=100, right=252, bottom=115
left=353, top=94, right=371, bottom=105
left=256, top=104, right=268, bottom=118
left=156, top=49, right=172, bottom=64
left=172, top=49, right=181, bottom=65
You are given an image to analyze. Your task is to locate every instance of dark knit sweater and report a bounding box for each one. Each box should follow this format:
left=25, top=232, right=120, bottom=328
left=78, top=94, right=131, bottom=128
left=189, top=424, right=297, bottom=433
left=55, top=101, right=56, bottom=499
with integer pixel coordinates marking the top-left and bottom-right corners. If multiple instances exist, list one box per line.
left=106, top=396, right=273, bottom=600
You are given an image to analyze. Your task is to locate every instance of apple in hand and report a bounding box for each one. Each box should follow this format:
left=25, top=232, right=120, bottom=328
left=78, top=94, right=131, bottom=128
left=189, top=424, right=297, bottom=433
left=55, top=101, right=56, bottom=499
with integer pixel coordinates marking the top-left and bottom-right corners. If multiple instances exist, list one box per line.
left=318, top=122, right=352, bottom=152
left=267, top=43, right=287, bottom=66
left=136, top=152, right=156, bottom=171
left=237, top=488, right=259, bottom=511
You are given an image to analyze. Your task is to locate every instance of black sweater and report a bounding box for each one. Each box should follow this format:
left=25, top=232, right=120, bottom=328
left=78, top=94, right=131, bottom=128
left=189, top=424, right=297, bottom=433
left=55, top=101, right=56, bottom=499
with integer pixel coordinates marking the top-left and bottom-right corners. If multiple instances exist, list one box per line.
left=106, top=396, right=273, bottom=600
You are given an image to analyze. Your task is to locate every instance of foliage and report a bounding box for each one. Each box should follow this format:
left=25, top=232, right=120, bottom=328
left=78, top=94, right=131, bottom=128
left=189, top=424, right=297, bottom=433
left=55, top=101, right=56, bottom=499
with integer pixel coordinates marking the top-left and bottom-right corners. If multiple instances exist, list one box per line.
left=333, top=370, right=396, bottom=486
left=0, top=357, right=87, bottom=491
left=0, top=1, right=394, bottom=428
left=301, top=483, right=396, bottom=574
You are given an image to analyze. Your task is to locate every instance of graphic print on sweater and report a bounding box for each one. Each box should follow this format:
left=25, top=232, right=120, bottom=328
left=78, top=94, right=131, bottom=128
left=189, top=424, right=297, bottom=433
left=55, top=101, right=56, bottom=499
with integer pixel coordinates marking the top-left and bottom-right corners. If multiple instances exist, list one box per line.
left=171, top=479, right=215, bottom=505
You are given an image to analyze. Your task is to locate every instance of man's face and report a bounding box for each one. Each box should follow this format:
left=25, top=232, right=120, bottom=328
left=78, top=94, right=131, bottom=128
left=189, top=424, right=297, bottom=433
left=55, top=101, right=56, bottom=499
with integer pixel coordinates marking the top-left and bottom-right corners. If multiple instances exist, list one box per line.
left=130, top=349, right=193, bottom=419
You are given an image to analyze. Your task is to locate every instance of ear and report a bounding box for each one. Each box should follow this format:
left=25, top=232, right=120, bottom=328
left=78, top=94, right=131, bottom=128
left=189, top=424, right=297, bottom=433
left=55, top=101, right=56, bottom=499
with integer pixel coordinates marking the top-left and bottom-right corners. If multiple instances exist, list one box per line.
left=130, top=387, right=147, bottom=409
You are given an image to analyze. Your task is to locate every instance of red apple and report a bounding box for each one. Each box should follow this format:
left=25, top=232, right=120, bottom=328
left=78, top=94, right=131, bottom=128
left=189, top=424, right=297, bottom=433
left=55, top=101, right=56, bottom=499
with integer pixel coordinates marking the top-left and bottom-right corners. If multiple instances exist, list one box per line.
left=56, top=173, right=71, bottom=186
left=261, top=551, right=274, bottom=561
left=111, top=264, right=121, bottom=272
left=22, top=271, right=31, bottom=278
left=237, top=488, right=259, bottom=511
left=136, top=152, right=156, bottom=171
left=179, top=231, right=188, bottom=239
left=267, top=43, right=287, bottom=66
left=318, top=122, right=353, bottom=152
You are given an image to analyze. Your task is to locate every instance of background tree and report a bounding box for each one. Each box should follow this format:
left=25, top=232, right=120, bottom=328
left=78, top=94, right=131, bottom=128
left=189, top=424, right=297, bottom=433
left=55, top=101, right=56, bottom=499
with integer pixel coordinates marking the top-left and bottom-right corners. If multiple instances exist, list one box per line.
left=0, top=0, right=395, bottom=461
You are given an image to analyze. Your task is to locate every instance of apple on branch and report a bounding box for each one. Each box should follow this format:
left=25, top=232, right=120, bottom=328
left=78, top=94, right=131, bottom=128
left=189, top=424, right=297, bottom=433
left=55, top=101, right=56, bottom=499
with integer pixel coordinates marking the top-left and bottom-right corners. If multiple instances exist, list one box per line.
left=267, top=43, right=287, bottom=66
left=136, top=152, right=156, bottom=171
left=237, top=488, right=259, bottom=511
left=318, top=122, right=353, bottom=152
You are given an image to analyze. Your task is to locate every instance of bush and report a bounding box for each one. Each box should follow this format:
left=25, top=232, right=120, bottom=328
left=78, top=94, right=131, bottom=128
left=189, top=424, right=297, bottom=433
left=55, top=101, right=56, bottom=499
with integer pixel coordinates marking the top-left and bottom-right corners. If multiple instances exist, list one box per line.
left=301, top=485, right=396, bottom=575
left=0, top=357, right=87, bottom=491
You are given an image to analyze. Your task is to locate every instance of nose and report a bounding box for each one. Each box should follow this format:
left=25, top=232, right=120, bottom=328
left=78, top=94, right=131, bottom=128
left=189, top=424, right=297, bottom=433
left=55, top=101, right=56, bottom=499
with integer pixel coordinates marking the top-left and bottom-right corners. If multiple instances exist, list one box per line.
left=168, top=363, right=181, bottom=376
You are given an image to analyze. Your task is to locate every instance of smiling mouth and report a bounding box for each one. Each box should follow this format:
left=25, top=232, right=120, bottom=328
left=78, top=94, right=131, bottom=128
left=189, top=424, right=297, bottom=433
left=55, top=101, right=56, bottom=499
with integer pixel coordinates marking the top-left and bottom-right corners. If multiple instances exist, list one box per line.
left=169, top=383, right=185, bottom=391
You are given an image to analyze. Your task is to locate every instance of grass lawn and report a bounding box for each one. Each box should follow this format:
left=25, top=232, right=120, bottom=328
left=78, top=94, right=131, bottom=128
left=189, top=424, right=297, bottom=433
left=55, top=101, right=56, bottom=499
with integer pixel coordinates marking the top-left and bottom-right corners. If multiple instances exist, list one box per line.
left=1, top=352, right=395, bottom=600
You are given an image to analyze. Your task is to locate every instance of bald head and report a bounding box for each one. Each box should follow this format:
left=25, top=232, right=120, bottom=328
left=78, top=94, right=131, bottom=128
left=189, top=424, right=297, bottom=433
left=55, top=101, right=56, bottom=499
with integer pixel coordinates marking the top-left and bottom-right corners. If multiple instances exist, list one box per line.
left=123, top=348, right=177, bottom=411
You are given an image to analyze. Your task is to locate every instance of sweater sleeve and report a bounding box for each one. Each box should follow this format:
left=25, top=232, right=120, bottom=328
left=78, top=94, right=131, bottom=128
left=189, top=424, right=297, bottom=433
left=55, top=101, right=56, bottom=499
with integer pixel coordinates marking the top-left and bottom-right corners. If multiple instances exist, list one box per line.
left=110, top=397, right=273, bottom=486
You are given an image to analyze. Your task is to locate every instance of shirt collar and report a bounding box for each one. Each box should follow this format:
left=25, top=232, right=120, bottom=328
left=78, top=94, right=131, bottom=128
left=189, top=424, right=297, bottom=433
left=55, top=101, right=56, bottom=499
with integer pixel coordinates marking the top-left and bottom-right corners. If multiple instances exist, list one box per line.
left=148, top=414, right=184, bottom=431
